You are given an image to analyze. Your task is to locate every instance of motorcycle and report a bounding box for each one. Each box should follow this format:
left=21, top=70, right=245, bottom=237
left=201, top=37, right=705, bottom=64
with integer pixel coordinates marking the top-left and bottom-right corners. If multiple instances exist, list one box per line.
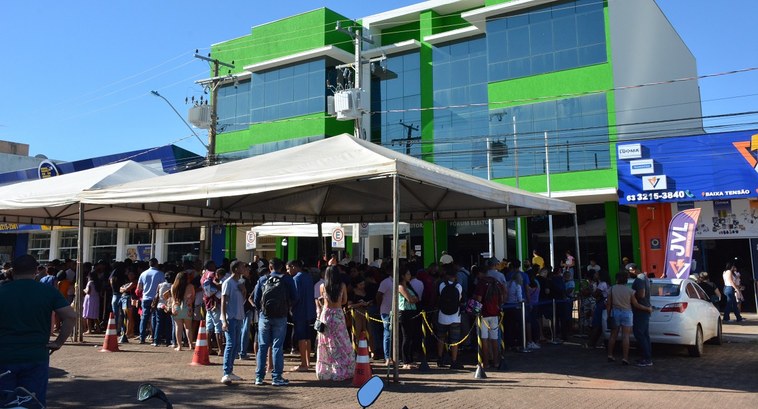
left=0, top=371, right=45, bottom=409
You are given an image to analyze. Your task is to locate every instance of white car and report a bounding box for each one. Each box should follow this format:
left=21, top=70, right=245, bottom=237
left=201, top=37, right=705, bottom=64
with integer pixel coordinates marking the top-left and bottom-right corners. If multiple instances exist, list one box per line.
left=602, top=278, right=722, bottom=357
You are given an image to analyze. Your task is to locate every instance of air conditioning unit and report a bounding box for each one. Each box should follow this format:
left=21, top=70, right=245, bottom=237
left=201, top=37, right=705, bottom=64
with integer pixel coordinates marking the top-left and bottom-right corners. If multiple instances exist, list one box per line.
left=333, top=88, right=367, bottom=121
left=188, top=105, right=211, bottom=129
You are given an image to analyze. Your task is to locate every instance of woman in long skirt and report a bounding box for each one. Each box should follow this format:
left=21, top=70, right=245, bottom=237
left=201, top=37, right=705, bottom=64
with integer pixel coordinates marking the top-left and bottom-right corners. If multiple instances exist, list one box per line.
left=316, top=266, right=355, bottom=381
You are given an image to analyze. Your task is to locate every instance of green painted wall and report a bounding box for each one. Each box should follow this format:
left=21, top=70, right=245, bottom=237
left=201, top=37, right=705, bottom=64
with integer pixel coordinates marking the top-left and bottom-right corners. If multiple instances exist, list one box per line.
left=380, top=21, right=420, bottom=45
left=423, top=220, right=448, bottom=267
left=212, top=36, right=256, bottom=76
left=434, top=14, right=471, bottom=35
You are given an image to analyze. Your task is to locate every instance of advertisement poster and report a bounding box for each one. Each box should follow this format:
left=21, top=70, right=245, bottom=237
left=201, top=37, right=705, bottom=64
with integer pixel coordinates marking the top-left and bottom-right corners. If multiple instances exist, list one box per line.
left=664, top=208, right=701, bottom=279
left=617, top=130, right=758, bottom=205
left=693, top=198, right=758, bottom=239
left=127, top=245, right=153, bottom=261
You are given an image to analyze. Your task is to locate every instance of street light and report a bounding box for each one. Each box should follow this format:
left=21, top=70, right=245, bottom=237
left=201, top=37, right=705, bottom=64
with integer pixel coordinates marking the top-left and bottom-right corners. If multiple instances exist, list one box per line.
left=150, top=90, right=209, bottom=156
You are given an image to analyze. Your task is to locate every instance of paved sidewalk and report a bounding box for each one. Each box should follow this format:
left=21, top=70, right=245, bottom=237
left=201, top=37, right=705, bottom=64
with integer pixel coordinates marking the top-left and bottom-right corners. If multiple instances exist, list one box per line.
left=47, top=313, right=758, bottom=408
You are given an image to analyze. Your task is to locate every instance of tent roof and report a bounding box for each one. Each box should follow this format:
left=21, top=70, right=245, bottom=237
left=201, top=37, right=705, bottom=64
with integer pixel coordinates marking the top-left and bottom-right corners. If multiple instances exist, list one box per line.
left=79, top=134, right=575, bottom=224
left=0, top=161, right=215, bottom=228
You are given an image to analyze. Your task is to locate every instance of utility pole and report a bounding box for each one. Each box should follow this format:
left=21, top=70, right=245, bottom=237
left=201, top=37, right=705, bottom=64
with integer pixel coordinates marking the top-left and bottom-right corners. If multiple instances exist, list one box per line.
left=194, top=52, right=234, bottom=166
left=336, top=22, right=373, bottom=139
left=398, top=120, right=420, bottom=155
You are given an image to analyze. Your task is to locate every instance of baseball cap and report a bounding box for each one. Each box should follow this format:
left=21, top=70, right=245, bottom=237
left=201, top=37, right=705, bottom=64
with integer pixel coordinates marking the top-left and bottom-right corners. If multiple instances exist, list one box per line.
left=486, top=257, right=500, bottom=267
left=12, top=254, right=39, bottom=273
left=439, top=253, right=454, bottom=265
left=626, top=263, right=637, bottom=271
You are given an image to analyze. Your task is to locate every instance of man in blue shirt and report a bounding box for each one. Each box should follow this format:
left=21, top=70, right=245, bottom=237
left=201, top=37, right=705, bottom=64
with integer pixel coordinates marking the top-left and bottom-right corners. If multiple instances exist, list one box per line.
left=137, top=258, right=165, bottom=344
left=288, top=260, right=316, bottom=372
left=220, top=260, right=247, bottom=385
left=253, top=258, right=298, bottom=386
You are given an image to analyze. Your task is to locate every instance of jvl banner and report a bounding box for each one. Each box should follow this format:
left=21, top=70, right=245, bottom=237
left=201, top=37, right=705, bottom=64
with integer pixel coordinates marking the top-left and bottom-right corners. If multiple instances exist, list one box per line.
left=664, top=208, right=701, bottom=279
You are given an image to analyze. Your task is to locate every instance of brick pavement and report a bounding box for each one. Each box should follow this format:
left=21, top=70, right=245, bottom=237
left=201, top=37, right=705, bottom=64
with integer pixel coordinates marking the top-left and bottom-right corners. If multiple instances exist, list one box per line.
left=47, top=313, right=758, bottom=408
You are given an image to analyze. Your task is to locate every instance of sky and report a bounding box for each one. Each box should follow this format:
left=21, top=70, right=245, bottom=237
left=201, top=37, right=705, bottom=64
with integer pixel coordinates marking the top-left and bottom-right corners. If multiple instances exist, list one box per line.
left=1, top=0, right=757, bottom=162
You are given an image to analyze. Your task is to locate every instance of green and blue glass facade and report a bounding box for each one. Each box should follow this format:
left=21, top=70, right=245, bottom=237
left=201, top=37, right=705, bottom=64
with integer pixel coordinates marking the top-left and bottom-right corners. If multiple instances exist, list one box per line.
left=208, top=0, right=703, bottom=270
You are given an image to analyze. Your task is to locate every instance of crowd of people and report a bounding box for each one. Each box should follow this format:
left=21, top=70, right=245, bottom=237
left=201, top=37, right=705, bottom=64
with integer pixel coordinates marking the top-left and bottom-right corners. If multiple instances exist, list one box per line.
left=0, top=249, right=752, bottom=400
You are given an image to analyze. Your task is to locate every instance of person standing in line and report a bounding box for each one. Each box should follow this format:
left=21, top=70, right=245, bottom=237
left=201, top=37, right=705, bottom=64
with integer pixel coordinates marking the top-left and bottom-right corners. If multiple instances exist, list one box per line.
left=137, top=258, right=165, bottom=345
left=238, top=263, right=256, bottom=360
left=253, top=258, right=298, bottom=386
left=0, top=255, right=77, bottom=407
left=606, top=270, right=652, bottom=365
left=436, top=264, right=464, bottom=370
left=630, top=263, right=653, bottom=367
left=289, top=259, right=316, bottom=372
left=316, top=265, right=356, bottom=380
left=375, top=266, right=394, bottom=366
left=531, top=250, right=545, bottom=271
left=220, top=260, right=247, bottom=385
left=170, top=271, right=195, bottom=352
left=722, top=262, right=744, bottom=323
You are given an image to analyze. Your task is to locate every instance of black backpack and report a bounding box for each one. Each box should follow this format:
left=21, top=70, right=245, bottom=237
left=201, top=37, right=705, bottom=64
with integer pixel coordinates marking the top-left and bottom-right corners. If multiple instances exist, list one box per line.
left=261, top=275, right=289, bottom=318
left=438, top=281, right=460, bottom=315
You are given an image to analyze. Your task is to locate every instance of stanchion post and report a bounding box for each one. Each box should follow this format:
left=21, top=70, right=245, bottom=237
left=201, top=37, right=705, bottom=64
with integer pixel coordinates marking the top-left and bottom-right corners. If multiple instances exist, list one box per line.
left=498, top=311, right=508, bottom=371
left=549, top=299, right=562, bottom=345
left=520, top=300, right=530, bottom=352
left=418, top=311, right=430, bottom=372
left=474, top=315, right=487, bottom=379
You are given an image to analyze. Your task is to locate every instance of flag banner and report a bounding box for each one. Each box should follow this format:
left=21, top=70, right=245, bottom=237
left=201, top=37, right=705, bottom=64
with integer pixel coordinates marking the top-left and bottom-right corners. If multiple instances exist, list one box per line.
left=664, top=208, right=701, bottom=279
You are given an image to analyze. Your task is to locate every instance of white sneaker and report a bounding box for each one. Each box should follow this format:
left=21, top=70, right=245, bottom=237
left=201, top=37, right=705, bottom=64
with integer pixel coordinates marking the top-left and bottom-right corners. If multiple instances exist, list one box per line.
left=221, top=374, right=233, bottom=385
left=228, top=373, right=243, bottom=381
left=529, top=342, right=541, bottom=349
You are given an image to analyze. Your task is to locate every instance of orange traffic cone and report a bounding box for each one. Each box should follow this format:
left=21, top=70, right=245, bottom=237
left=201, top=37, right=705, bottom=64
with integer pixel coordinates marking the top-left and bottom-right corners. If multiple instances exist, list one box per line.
left=353, top=331, right=372, bottom=387
left=191, top=320, right=211, bottom=366
left=100, top=313, right=120, bottom=352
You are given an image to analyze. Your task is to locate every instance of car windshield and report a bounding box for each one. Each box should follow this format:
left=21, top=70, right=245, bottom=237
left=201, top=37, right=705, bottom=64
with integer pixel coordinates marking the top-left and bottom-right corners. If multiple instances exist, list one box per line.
left=650, top=283, right=680, bottom=297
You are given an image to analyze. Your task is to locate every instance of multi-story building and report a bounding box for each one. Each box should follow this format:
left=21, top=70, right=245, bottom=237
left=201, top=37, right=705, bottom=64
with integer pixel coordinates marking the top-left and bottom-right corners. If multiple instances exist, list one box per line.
left=205, top=0, right=704, bottom=271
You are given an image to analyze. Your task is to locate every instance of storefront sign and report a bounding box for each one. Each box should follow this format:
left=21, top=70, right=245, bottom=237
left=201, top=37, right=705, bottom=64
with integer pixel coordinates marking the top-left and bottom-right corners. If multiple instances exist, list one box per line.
left=664, top=208, right=701, bottom=279
left=618, top=130, right=758, bottom=204
left=617, top=143, right=642, bottom=159
left=38, top=160, right=60, bottom=179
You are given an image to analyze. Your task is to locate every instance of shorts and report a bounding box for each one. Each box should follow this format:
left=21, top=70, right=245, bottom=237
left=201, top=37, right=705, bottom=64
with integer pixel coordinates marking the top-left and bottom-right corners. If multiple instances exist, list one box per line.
left=436, top=322, right=461, bottom=344
left=205, top=308, right=222, bottom=333
left=479, top=316, right=500, bottom=340
left=611, top=308, right=633, bottom=327
left=293, top=319, right=312, bottom=341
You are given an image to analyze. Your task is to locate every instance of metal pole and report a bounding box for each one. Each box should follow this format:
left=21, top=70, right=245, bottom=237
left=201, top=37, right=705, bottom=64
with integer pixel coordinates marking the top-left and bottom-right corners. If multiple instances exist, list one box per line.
left=486, top=137, right=493, bottom=258
left=546, top=132, right=555, bottom=270
left=521, top=300, right=529, bottom=352
left=391, top=174, right=400, bottom=382
left=432, top=213, right=439, bottom=265
left=354, top=30, right=362, bottom=139
left=317, top=221, right=324, bottom=264
left=574, top=213, right=581, bottom=280
left=75, top=203, right=84, bottom=342
left=514, top=116, right=522, bottom=261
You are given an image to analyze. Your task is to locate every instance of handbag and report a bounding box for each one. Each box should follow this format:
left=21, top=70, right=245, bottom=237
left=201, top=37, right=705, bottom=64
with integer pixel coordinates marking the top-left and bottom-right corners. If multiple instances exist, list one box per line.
left=313, top=319, right=325, bottom=333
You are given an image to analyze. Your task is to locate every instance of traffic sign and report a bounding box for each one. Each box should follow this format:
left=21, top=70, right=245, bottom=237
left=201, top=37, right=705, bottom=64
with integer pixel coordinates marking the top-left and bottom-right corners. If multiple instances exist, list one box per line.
left=359, top=222, right=369, bottom=238
left=245, top=230, right=257, bottom=250
left=332, top=227, right=345, bottom=249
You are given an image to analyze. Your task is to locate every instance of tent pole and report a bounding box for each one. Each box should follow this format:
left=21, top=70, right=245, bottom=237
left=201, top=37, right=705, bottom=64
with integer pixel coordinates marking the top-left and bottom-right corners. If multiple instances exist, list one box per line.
left=317, top=221, right=323, bottom=264
left=391, top=174, right=400, bottom=383
left=75, top=202, right=84, bottom=343
left=432, top=212, right=438, bottom=266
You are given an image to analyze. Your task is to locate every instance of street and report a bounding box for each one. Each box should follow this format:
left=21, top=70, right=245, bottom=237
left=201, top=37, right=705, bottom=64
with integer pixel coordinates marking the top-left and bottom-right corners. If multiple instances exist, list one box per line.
left=47, top=314, right=758, bottom=408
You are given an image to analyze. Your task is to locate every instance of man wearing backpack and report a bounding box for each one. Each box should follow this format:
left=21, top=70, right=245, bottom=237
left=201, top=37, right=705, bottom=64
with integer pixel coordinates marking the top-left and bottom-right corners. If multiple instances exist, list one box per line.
left=474, top=266, right=505, bottom=368
left=253, top=258, right=298, bottom=386
left=436, top=264, right=464, bottom=369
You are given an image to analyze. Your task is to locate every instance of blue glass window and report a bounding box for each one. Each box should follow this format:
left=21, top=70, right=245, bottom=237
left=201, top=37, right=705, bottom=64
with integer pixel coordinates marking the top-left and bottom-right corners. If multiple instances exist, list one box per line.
left=488, top=93, right=610, bottom=178
left=251, top=60, right=326, bottom=124
left=431, top=37, right=490, bottom=177
left=217, top=79, right=251, bottom=133
left=487, top=0, right=607, bottom=82
left=370, top=52, right=422, bottom=157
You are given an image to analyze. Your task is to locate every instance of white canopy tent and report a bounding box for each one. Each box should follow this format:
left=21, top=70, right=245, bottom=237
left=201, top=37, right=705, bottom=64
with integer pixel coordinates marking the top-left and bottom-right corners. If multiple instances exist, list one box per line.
left=78, top=134, right=576, bottom=380
left=0, top=160, right=215, bottom=228
left=79, top=134, right=575, bottom=222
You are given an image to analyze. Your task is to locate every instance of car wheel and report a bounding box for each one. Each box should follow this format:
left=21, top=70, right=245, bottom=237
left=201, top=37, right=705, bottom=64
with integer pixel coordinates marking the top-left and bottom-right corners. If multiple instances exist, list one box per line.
left=706, top=318, right=723, bottom=346
left=688, top=325, right=704, bottom=357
